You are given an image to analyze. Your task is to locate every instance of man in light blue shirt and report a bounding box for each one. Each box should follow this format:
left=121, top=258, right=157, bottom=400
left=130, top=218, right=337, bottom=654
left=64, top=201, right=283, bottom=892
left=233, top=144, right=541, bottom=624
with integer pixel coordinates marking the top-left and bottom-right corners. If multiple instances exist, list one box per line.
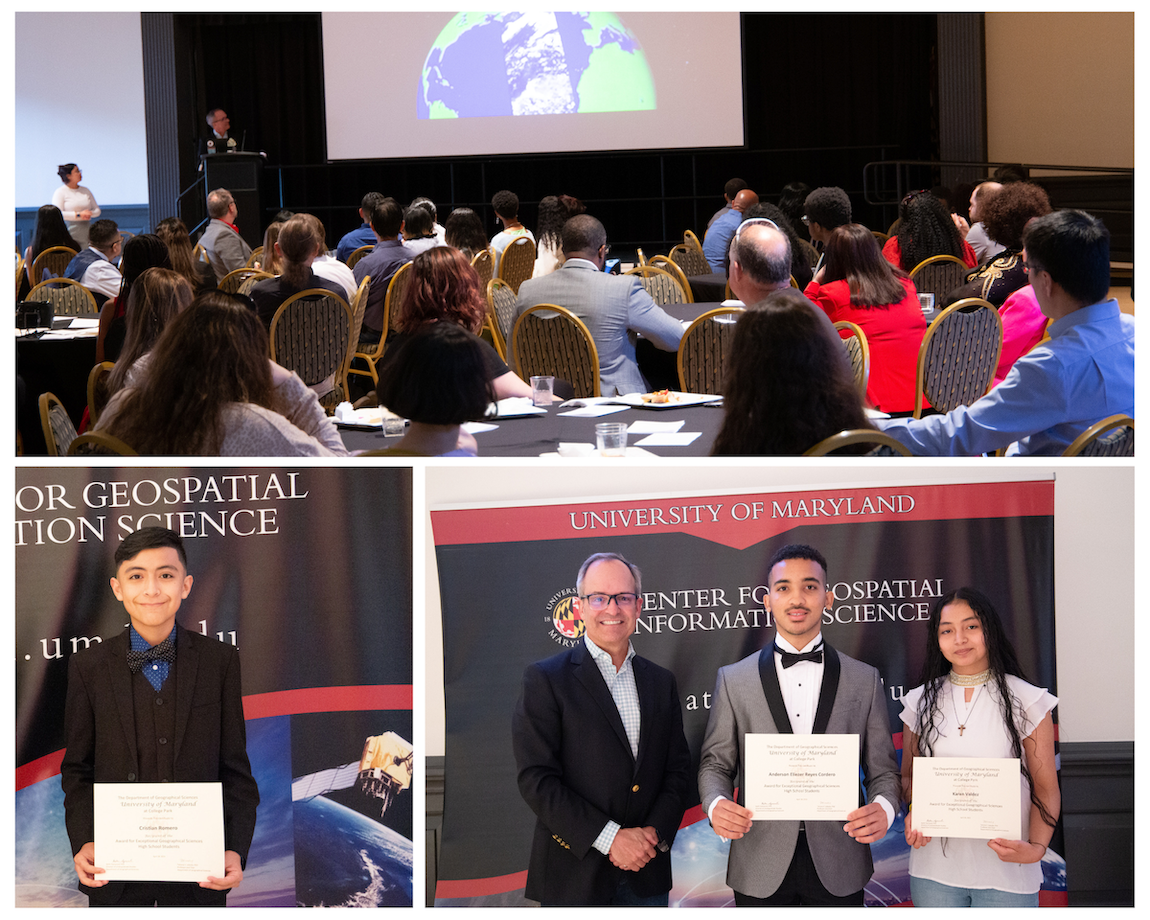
left=879, top=210, right=1133, bottom=456
left=703, top=188, right=758, bottom=274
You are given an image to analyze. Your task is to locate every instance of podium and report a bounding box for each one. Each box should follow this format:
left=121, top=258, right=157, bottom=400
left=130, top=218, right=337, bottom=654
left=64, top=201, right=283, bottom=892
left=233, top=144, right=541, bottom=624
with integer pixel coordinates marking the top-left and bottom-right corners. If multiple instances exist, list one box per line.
left=200, top=152, right=264, bottom=249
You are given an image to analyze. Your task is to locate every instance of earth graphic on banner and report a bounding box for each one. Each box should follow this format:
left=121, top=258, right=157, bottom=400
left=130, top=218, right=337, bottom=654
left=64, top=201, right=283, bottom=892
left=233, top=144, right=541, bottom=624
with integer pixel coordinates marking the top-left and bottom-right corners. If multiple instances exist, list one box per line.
left=419, top=12, right=656, bottom=118
left=293, top=796, right=413, bottom=907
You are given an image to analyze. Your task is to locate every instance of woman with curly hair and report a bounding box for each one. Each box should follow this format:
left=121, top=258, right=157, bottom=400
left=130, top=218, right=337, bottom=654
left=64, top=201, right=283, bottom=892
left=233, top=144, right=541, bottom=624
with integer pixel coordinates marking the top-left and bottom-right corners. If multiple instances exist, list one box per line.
left=944, top=182, right=1053, bottom=307
left=532, top=194, right=585, bottom=278
left=96, top=291, right=346, bottom=456
left=884, top=191, right=977, bottom=273
left=383, top=246, right=543, bottom=400
left=901, top=587, right=1060, bottom=907
left=804, top=224, right=927, bottom=414
left=711, top=288, right=874, bottom=455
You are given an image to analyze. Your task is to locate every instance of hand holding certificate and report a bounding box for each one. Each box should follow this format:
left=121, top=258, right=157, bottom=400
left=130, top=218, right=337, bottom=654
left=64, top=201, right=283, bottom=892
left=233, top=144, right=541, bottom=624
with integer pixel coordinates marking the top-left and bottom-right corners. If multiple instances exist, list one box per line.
left=912, top=757, right=1021, bottom=840
left=94, top=783, right=225, bottom=883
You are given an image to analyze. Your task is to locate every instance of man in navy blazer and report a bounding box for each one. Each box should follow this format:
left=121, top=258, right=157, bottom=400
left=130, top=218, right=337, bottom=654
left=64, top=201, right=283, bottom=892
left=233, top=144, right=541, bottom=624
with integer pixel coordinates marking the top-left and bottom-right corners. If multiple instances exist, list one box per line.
left=61, top=527, right=259, bottom=907
left=698, top=544, right=899, bottom=905
left=514, top=215, right=684, bottom=396
left=512, top=552, right=691, bottom=906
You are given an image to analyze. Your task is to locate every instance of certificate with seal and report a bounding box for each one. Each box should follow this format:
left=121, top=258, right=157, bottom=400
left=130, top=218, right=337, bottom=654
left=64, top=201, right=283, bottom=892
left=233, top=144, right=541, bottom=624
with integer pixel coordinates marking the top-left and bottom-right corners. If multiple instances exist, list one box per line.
left=94, top=783, right=224, bottom=882
left=744, top=734, right=859, bottom=821
left=912, top=757, right=1021, bottom=839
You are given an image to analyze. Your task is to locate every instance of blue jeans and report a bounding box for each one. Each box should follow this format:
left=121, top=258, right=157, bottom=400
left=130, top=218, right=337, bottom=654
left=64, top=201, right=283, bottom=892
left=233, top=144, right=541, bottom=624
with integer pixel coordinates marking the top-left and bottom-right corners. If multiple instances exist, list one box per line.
left=911, top=876, right=1039, bottom=907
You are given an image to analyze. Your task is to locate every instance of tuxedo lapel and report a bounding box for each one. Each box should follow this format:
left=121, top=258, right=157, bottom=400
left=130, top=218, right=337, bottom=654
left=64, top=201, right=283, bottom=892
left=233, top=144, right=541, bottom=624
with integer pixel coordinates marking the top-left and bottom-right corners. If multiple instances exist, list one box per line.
left=756, top=645, right=793, bottom=734
left=811, top=645, right=841, bottom=735
left=571, top=644, right=633, bottom=764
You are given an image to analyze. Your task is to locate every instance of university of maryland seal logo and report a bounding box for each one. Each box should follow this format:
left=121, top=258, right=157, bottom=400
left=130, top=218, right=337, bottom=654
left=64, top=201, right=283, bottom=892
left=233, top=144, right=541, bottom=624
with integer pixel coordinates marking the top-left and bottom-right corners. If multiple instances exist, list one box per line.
left=544, top=588, right=582, bottom=647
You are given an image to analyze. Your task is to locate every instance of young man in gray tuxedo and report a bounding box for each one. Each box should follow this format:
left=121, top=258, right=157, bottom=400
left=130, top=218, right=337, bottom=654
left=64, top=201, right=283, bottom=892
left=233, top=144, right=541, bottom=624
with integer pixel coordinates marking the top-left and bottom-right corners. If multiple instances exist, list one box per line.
left=698, top=543, right=899, bottom=905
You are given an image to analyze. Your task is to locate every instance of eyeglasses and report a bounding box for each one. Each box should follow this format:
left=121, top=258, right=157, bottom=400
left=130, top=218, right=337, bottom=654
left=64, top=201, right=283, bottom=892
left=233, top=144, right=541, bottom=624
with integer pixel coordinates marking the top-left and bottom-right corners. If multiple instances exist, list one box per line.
left=580, top=592, right=639, bottom=611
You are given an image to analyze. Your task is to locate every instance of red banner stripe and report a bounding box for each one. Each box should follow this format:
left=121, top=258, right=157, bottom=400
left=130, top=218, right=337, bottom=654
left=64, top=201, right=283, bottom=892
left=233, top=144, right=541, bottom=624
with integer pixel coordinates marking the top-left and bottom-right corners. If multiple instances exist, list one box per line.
left=16, top=749, right=65, bottom=792
left=242, top=685, right=412, bottom=719
left=436, top=870, right=528, bottom=899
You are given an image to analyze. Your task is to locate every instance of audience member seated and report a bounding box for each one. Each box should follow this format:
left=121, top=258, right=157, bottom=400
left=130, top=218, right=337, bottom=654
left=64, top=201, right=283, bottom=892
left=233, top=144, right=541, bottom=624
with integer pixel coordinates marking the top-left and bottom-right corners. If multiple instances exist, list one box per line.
left=515, top=214, right=684, bottom=396
left=944, top=182, right=1052, bottom=307
left=954, top=181, right=1005, bottom=264
left=352, top=197, right=413, bottom=345
left=444, top=208, right=489, bottom=260
left=532, top=194, right=585, bottom=279
left=992, top=284, right=1049, bottom=387
left=711, top=289, right=875, bottom=455
left=200, top=187, right=253, bottom=282
left=411, top=196, right=446, bottom=243
left=741, top=203, right=812, bottom=290
left=375, top=323, right=497, bottom=456
left=336, top=191, right=385, bottom=263
left=490, top=189, right=535, bottom=273
left=879, top=210, right=1132, bottom=455
left=883, top=191, right=977, bottom=272
left=103, top=268, right=194, bottom=402
left=703, top=188, right=758, bottom=274
left=96, top=234, right=171, bottom=364
left=256, top=221, right=285, bottom=274
left=778, top=180, right=812, bottom=242
left=706, top=177, right=748, bottom=230
left=156, top=217, right=216, bottom=293
left=803, top=186, right=853, bottom=273
left=306, top=214, right=357, bottom=300
left=96, top=292, right=347, bottom=457
left=804, top=223, right=926, bottom=415
left=726, top=218, right=794, bottom=305
left=249, top=214, right=347, bottom=330
left=22, top=204, right=79, bottom=294
left=402, top=204, right=443, bottom=256
left=382, top=247, right=542, bottom=400
left=64, top=219, right=123, bottom=306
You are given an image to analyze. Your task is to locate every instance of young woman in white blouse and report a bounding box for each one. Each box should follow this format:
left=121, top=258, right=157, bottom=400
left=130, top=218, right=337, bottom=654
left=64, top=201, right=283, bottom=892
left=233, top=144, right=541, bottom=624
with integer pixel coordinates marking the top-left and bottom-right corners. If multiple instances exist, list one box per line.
left=901, top=587, right=1060, bottom=907
left=51, top=163, right=101, bottom=249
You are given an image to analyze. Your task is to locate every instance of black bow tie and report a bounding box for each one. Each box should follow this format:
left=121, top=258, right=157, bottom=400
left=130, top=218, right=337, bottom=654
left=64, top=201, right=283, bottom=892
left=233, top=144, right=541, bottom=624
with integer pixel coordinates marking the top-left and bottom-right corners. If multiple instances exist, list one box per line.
left=776, top=644, right=823, bottom=668
left=127, top=633, right=176, bottom=673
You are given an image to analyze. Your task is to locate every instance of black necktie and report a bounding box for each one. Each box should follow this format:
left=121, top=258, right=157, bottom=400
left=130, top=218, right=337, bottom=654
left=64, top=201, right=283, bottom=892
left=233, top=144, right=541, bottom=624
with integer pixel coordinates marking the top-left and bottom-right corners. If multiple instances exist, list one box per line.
left=127, top=633, right=176, bottom=673
left=776, top=643, right=823, bottom=668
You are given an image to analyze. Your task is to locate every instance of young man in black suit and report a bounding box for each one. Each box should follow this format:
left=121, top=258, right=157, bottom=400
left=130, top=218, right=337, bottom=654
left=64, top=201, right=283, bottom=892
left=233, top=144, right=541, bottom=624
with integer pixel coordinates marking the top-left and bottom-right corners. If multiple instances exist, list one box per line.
left=61, top=527, right=259, bottom=906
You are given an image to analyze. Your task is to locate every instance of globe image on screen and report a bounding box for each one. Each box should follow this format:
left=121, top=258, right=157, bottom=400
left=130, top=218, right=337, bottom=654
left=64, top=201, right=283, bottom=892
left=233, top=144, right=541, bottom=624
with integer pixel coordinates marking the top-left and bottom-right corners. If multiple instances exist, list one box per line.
left=419, top=12, right=656, bottom=119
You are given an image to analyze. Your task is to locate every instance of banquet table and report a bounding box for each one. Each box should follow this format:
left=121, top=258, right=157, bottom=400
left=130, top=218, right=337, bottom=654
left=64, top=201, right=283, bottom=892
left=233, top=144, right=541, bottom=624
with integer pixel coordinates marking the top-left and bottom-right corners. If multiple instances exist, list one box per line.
left=339, top=399, right=727, bottom=457
left=16, top=315, right=100, bottom=431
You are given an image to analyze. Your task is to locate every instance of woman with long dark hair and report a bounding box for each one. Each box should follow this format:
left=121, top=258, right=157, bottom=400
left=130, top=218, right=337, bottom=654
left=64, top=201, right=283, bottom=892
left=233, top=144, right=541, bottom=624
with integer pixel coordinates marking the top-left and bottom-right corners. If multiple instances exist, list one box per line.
left=104, top=268, right=194, bottom=398
left=23, top=204, right=79, bottom=291
left=443, top=208, right=489, bottom=260
left=532, top=194, right=585, bottom=278
left=711, top=289, right=874, bottom=455
left=386, top=246, right=539, bottom=400
left=884, top=192, right=977, bottom=273
left=96, top=234, right=172, bottom=364
left=804, top=224, right=926, bottom=414
left=901, top=588, right=1060, bottom=907
left=96, top=291, right=347, bottom=456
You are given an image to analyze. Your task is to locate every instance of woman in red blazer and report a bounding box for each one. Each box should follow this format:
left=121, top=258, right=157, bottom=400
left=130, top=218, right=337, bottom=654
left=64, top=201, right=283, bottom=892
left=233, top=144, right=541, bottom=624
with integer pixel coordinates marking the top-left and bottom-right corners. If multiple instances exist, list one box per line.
left=805, top=224, right=927, bottom=415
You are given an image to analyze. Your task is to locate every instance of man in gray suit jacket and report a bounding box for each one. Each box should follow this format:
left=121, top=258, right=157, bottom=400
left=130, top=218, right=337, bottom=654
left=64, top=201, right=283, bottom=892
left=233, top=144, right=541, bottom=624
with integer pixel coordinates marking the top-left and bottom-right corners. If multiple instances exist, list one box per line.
left=200, top=188, right=253, bottom=283
left=515, top=215, right=683, bottom=396
left=698, top=544, right=899, bottom=905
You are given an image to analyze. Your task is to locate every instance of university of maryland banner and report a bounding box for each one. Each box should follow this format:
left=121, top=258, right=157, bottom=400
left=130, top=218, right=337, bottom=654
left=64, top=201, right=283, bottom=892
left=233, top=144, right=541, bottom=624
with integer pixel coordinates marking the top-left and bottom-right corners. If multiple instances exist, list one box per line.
left=431, top=479, right=1062, bottom=906
left=16, top=467, right=414, bottom=907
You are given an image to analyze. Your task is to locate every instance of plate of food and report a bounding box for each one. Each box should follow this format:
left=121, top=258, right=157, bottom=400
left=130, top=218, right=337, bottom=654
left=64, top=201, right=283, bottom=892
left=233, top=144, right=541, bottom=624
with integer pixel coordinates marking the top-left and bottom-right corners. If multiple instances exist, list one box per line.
left=614, top=389, right=722, bottom=410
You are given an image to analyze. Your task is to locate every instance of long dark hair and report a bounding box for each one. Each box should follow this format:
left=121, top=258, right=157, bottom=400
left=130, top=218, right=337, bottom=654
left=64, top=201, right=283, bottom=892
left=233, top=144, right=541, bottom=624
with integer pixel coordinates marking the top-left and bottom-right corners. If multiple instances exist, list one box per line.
left=822, top=223, right=908, bottom=308
left=116, top=234, right=172, bottom=306
left=913, top=587, right=1058, bottom=831
left=895, top=193, right=967, bottom=271
left=105, top=268, right=194, bottom=395
left=30, top=205, right=79, bottom=259
left=443, top=208, right=488, bottom=259
left=536, top=194, right=585, bottom=252
left=100, top=292, right=277, bottom=454
left=711, top=289, right=873, bottom=455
